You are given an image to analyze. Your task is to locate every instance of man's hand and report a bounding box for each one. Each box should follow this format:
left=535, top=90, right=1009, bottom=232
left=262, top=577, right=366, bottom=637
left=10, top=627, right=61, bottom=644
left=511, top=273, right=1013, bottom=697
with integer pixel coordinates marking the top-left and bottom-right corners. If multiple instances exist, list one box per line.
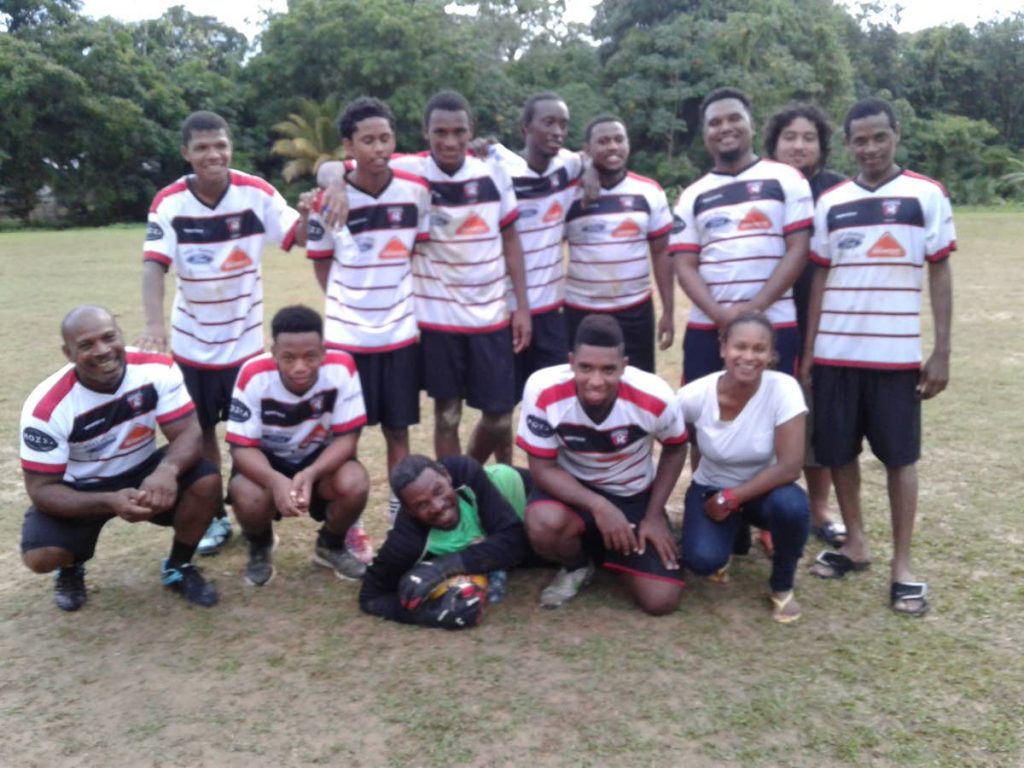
left=636, top=511, right=679, bottom=570
left=703, top=490, right=739, bottom=523
left=139, top=463, right=178, bottom=514
left=918, top=351, right=949, bottom=400
left=111, top=488, right=155, bottom=523
left=711, top=302, right=747, bottom=330
left=271, top=474, right=305, bottom=518
left=580, top=157, right=601, bottom=207
left=591, top=498, right=637, bottom=556
left=398, top=554, right=467, bottom=611
left=320, top=183, right=349, bottom=230
left=297, top=190, right=317, bottom=217
left=468, top=137, right=495, bottom=159
left=657, top=312, right=674, bottom=350
left=798, top=355, right=814, bottom=390
left=410, top=583, right=484, bottom=630
left=289, top=468, right=316, bottom=514
left=134, top=323, right=168, bottom=353
left=511, top=307, right=532, bottom=353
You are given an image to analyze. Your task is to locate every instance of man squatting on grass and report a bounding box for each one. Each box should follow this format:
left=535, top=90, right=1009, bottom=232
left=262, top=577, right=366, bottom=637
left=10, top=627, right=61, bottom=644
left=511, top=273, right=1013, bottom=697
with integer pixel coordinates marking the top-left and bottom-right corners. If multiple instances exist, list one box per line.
left=20, top=306, right=220, bottom=611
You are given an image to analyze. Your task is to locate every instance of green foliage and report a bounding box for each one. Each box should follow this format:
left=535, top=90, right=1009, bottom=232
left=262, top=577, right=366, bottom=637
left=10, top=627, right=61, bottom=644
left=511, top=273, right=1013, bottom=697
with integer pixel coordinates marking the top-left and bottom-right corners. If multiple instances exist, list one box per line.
left=271, top=97, right=345, bottom=183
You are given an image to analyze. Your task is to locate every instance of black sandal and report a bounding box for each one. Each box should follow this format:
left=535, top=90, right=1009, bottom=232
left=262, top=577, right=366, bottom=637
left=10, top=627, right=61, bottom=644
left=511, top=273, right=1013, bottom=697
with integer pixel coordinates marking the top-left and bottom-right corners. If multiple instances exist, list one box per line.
left=890, top=581, right=929, bottom=617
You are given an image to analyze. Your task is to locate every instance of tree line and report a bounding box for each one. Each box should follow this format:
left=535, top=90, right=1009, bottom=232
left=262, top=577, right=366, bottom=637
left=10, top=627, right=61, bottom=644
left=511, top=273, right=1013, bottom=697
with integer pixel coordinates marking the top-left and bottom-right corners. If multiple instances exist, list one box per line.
left=2, top=0, right=1022, bottom=225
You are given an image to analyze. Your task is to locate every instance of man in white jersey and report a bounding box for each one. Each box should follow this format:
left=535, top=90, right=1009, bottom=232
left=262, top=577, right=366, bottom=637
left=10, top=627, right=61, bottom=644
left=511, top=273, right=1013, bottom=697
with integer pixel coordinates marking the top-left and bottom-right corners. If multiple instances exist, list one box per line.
left=307, top=96, right=431, bottom=529
left=226, top=305, right=370, bottom=585
left=137, top=111, right=309, bottom=556
left=516, top=314, right=689, bottom=615
left=801, top=98, right=954, bottom=616
left=20, top=306, right=220, bottom=611
left=563, top=116, right=675, bottom=374
left=670, top=88, right=813, bottom=384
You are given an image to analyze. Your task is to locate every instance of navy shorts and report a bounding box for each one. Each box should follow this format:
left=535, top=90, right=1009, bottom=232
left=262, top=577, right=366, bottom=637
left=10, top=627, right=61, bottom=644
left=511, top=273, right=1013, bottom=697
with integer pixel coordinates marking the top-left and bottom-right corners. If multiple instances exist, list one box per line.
left=565, top=299, right=655, bottom=373
left=21, top=450, right=219, bottom=562
left=420, top=327, right=515, bottom=414
left=682, top=324, right=799, bottom=385
left=352, top=343, right=420, bottom=429
left=812, top=365, right=921, bottom=468
left=179, top=361, right=242, bottom=429
left=230, top=447, right=354, bottom=522
left=515, top=308, right=571, bottom=400
left=526, top=484, right=684, bottom=584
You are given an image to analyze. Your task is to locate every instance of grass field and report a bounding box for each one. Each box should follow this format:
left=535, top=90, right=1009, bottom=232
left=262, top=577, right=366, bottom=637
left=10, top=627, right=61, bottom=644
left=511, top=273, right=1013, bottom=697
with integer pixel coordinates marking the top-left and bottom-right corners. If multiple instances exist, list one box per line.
left=0, top=212, right=1021, bottom=767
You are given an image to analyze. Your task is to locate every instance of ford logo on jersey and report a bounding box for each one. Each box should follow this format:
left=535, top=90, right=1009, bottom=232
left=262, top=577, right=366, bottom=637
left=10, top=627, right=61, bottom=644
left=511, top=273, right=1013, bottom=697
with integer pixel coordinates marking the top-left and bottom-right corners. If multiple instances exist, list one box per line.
left=705, top=214, right=731, bottom=230
left=519, top=206, right=539, bottom=219
left=186, top=251, right=214, bottom=265
left=838, top=233, right=865, bottom=250
left=23, top=427, right=59, bottom=452
left=582, top=222, right=607, bottom=233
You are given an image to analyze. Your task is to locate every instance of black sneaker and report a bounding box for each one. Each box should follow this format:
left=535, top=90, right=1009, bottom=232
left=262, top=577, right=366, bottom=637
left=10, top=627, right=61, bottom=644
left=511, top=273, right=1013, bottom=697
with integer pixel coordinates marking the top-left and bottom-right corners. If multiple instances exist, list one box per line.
left=54, top=564, right=87, bottom=612
left=245, top=534, right=277, bottom=587
left=161, top=560, right=219, bottom=607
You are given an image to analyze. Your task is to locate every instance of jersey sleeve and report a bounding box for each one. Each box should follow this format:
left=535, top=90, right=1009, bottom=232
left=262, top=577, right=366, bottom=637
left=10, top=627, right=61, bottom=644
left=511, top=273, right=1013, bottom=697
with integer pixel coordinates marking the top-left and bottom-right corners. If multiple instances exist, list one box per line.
left=650, top=379, right=688, bottom=445
left=560, top=150, right=584, bottom=181
left=646, top=185, right=673, bottom=240
left=668, top=186, right=700, bottom=255
left=783, top=170, right=814, bottom=234
left=225, top=369, right=263, bottom=448
left=154, top=362, right=195, bottom=425
left=490, top=158, right=520, bottom=229
left=416, top=184, right=432, bottom=243
left=514, top=374, right=559, bottom=458
left=20, top=391, right=69, bottom=475
left=143, top=204, right=177, bottom=269
left=925, top=186, right=956, bottom=262
left=772, top=373, right=809, bottom=425
left=264, top=186, right=302, bottom=251
left=331, top=357, right=368, bottom=435
left=809, top=197, right=832, bottom=267
left=306, top=191, right=334, bottom=260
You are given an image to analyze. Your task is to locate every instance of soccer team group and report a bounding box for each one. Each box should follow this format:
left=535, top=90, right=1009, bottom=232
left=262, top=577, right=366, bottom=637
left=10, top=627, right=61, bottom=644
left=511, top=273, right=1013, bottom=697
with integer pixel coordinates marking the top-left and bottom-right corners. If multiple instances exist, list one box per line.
left=18, top=84, right=954, bottom=627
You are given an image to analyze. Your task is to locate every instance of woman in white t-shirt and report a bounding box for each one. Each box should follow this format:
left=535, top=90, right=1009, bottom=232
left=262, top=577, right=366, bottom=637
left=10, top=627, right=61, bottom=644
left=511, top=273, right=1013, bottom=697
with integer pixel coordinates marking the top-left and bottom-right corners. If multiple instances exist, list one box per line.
left=676, top=312, right=810, bottom=623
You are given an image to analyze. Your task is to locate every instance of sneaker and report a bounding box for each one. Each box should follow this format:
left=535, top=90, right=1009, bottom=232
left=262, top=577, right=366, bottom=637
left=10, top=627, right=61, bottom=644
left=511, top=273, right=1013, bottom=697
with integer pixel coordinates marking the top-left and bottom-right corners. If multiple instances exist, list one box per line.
left=345, top=525, right=375, bottom=565
left=540, top=563, right=594, bottom=609
left=487, top=570, right=508, bottom=604
left=387, top=493, right=401, bottom=527
left=161, top=560, right=219, bottom=607
left=197, top=516, right=233, bottom=556
left=313, top=543, right=367, bottom=581
left=54, top=564, right=87, bottom=612
left=245, top=534, right=279, bottom=587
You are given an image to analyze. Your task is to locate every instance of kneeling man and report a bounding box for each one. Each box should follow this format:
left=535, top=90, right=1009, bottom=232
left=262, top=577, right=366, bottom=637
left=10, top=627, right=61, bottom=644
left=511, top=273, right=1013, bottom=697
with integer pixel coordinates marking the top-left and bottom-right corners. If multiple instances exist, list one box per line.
left=226, top=305, right=370, bottom=585
left=516, top=314, right=688, bottom=614
left=20, top=305, right=220, bottom=611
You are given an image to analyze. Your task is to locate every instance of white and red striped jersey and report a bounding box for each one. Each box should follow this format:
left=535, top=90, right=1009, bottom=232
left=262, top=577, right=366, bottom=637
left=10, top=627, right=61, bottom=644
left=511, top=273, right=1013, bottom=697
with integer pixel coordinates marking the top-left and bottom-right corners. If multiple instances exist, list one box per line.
left=225, top=351, right=367, bottom=465
left=810, top=170, right=956, bottom=369
left=390, top=153, right=519, bottom=333
left=516, top=364, right=687, bottom=497
left=490, top=144, right=581, bottom=314
left=670, top=159, right=813, bottom=329
left=20, top=350, right=195, bottom=485
left=144, top=170, right=301, bottom=369
left=306, top=171, right=431, bottom=353
left=563, top=172, right=673, bottom=312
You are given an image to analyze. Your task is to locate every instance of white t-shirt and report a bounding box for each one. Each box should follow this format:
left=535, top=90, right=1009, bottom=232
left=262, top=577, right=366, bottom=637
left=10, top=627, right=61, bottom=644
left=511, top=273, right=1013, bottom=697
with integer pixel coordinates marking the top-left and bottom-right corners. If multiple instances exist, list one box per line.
left=676, top=370, right=806, bottom=488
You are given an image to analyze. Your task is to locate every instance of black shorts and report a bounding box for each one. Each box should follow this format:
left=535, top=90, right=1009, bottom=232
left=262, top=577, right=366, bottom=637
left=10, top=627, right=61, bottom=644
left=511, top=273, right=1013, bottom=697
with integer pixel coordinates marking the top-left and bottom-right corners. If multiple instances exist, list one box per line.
left=515, top=308, right=571, bottom=400
left=420, top=327, right=515, bottom=414
left=230, top=447, right=344, bottom=522
left=526, top=484, right=684, bottom=584
left=179, top=361, right=242, bottom=429
left=565, top=299, right=655, bottom=373
left=20, top=451, right=219, bottom=562
left=682, top=324, right=799, bottom=384
left=352, top=343, right=420, bottom=429
left=812, top=365, right=921, bottom=468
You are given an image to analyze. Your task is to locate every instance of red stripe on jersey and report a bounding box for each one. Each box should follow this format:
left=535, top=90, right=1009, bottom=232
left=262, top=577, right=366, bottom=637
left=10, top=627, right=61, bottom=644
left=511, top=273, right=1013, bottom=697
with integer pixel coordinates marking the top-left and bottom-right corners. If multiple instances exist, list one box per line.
left=157, top=401, right=195, bottom=425
left=32, top=368, right=78, bottom=421
left=648, top=222, right=672, bottom=240
left=902, top=170, right=950, bottom=197
left=230, top=171, right=277, bottom=197
left=226, top=433, right=261, bottom=447
left=22, top=460, right=66, bottom=474
left=149, top=179, right=189, bottom=212
left=280, top=220, right=298, bottom=252
left=415, top=232, right=430, bottom=243
left=324, top=350, right=358, bottom=375
left=809, top=250, right=830, bottom=267
left=313, top=188, right=326, bottom=213
left=144, top=250, right=172, bottom=267
left=626, top=171, right=663, bottom=189
left=235, top=356, right=279, bottom=390
left=530, top=299, right=564, bottom=315
left=663, top=432, right=689, bottom=446
left=499, top=210, right=520, bottom=230
left=417, top=318, right=510, bottom=334
left=326, top=336, right=417, bottom=354
left=536, top=379, right=577, bottom=410
left=617, top=380, right=668, bottom=417
left=307, top=249, right=334, bottom=260
left=668, top=243, right=700, bottom=254
left=126, top=350, right=174, bottom=367
left=515, top=435, right=558, bottom=458
left=332, top=414, right=367, bottom=434
left=927, top=242, right=955, bottom=262
left=173, top=352, right=259, bottom=370
left=565, top=293, right=652, bottom=312
left=392, top=168, right=430, bottom=190
left=813, top=357, right=921, bottom=371
left=783, top=218, right=812, bottom=234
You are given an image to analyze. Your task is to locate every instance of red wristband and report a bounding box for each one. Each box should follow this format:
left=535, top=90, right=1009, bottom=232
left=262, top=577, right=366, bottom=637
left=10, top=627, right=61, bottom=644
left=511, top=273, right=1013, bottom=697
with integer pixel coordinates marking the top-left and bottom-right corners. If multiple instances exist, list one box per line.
left=720, top=489, right=740, bottom=511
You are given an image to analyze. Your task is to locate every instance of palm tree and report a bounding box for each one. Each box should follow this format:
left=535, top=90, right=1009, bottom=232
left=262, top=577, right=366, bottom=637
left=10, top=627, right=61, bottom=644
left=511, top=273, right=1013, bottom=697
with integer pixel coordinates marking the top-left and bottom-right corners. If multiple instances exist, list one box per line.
left=271, top=96, right=344, bottom=183
left=1000, top=156, right=1024, bottom=191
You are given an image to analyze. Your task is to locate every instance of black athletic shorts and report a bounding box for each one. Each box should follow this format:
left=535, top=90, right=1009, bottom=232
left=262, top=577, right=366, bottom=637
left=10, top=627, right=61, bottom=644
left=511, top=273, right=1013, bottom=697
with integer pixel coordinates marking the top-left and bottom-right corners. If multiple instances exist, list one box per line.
left=565, top=299, right=655, bottom=373
left=514, top=307, right=571, bottom=401
left=179, top=361, right=242, bottom=429
left=230, top=446, right=348, bottom=522
left=352, top=343, right=420, bottom=429
left=20, top=450, right=219, bottom=562
left=526, top=484, right=684, bottom=584
left=812, top=365, right=921, bottom=468
left=420, top=327, right=515, bottom=414
left=682, top=324, right=799, bottom=384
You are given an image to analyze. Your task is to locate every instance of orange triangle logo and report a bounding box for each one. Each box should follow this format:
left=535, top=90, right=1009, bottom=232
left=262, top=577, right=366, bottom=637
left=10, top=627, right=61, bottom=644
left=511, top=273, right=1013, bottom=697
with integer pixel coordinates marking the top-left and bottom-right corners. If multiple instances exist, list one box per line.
left=867, top=232, right=906, bottom=259
left=456, top=213, right=490, bottom=236
left=542, top=201, right=564, bottom=223
left=300, top=424, right=328, bottom=449
left=738, top=207, right=772, bottom=231
left=221, top=247, right=253, bottom=271
left=120, top=424, right=155, bottom=449
left=611, top=219, right=642, bottom=238
left=379, top=237, right=409, bottom=260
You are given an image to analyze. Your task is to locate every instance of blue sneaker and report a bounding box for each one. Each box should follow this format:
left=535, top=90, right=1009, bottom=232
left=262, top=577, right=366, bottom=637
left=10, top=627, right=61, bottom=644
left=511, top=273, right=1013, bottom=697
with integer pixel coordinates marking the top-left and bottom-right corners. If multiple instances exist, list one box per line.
left=161, top=560, right=219, bottom=607
left=197, top=516, right=233, bottom=556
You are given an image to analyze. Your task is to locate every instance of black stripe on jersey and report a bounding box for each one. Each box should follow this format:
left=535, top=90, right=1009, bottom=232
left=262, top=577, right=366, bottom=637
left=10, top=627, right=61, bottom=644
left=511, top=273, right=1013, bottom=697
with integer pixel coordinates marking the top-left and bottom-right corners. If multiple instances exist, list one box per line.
left=261, top=390, right=338, bottom=427
left=346, top=204, right=419, bottom=235
left=693, top=179, right=784, bottom=216
left=514, top=167, right=572, bottom=200
left=430, top=177, right=500, bottom=207
left=825, top=197, right=924, bottom=232
left=69, top=385, right=159, bottom=443
left=565, top=194, right=652, bottom=223
left=172, top=210, right=266, bottom=244
left=557, top=423, right=648, bottom=452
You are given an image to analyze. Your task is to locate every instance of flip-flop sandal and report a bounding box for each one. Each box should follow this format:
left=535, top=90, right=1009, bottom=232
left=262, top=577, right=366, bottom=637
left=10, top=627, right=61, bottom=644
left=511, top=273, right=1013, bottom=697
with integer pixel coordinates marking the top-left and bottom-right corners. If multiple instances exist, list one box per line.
left=706, top=558, right=731, bottom=584
left=890, top=581, right=929, bottom=617
left=811, top=520, right=847, bottom=548
left=770, top=591, right=801, bottom=624
left=809, top=550, right=871, bottom=579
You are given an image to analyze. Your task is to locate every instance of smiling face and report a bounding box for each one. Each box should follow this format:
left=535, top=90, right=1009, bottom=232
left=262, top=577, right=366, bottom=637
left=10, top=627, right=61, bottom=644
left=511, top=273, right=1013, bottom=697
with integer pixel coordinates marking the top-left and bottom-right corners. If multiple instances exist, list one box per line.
left=425, top=108, right=472, bottom=175
left=400, top=467, right=460, bottom=530
left=181, top=128, right=232, bottom=191
left=719, top=320, right=774, bottom=386
left=63, top=311, right=126, bottom=393
left=524, top=99, right=569, bottom=161
left=271, top=331, right=325, bottom=396
left=703, top=98, right=755, bottom=169
left=344, top=115, right=396, bottom=181
left=570, top=343, right=627, bottom=421
left=585, top=120, right=630, bottom=177
left=774, top=116, right=822, bottom=176
left=846, top=111, right=900, bottom=186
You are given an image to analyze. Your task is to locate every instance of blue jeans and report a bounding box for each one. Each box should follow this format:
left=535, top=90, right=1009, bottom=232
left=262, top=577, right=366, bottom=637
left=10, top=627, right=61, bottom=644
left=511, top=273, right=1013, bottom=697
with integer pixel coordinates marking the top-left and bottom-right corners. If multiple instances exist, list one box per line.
left=680, top=481, right=810, bottom=592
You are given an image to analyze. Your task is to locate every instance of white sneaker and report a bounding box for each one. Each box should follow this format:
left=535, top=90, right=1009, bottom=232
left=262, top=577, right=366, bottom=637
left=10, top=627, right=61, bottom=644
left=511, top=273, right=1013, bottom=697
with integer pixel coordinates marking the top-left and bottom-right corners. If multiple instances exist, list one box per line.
left=540, top=563, right=595, bottom=609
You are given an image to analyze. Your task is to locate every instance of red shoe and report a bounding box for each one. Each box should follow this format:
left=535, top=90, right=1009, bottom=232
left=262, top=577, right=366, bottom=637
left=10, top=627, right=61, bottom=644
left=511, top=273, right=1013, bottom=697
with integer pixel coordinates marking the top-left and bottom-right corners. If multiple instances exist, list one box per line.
left=345, top=526, right=375, bottom=565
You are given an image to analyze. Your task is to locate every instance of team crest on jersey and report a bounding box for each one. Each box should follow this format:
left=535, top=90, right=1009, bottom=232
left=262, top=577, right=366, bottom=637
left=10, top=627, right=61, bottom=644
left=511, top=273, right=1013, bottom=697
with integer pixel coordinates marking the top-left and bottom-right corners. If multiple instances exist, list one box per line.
left=308, top=220, right=325, bottom=240
left=300, top=424, right=328, bottom=449
left=226, top=216, right=243, bottom=237
left=882, top=200, right=901, bottom=219
left=126, top=390, right=144, bottom=413
left=620, top=196, right=637, bottom=210
left=527, top=415, right=554, bottom=438
left=380, top=237, right=409, bottom=260
left=746, top=181, right=764, bottom=197
left=221, top=247, right=253, bottom=271
left=738, top=207, right=772, bottom=231
left=308, top=394, right=325, bottom=417
left=120, top=424, right=155, bottom=450
left=611, top=219, right=642, bottom=238
left=228, top=398, right=251, bottom=422
left=456, top=213, right=490, bottom=236
left=387, top=207, right=404, bottom=226
left=543, top=202, right=564, bottom=223
left=464, top=181, right=480, bottom=203
left=610, top=428, right=630, bottom=447
left=146, top=222, right=164, bottom=241
left=866, top=232, right=906, bottom=259
left=23, top=427, right=58, bottom=452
